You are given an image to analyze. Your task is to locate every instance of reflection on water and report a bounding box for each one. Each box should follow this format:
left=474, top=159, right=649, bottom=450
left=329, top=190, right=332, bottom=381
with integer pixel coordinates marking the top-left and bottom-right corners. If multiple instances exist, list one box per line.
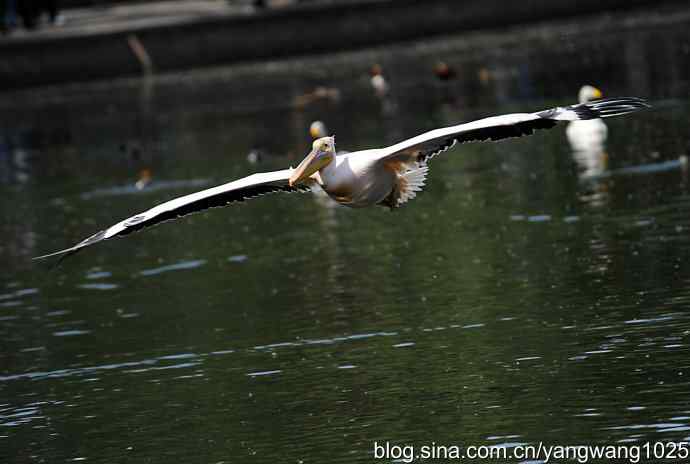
left=2, top=6, right=690, bottom=463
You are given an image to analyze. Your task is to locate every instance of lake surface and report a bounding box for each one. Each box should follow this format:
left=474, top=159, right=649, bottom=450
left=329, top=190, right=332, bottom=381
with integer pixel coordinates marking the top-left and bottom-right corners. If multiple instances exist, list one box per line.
left=2, top=7, right=690, bottom=463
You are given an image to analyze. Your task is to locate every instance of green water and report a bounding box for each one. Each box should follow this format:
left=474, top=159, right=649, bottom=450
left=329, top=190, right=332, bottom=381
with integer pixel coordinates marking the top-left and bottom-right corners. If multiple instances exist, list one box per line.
left=2, top=9, right=690, bottom=463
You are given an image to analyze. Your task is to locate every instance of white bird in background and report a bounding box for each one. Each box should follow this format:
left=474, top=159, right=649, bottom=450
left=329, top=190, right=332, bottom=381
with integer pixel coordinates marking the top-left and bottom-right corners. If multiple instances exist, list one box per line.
left=35, top=97, right=649, bottom=263
left=309, top=121, right=328, bottom=140
left=567, top=86, right=612, bottom=178
left=567, top=85, right=608, bottom=153
left=370, top=64, right=389, bottom=98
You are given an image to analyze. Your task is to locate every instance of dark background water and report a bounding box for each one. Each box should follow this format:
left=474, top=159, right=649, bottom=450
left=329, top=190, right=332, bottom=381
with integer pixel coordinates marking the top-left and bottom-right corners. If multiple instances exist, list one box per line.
left=2, top=8, right=690, bottom=463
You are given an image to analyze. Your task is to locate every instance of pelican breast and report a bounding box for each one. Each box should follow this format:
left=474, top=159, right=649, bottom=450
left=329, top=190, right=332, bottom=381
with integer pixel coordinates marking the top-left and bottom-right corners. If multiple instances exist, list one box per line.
left=321, top=151, right=396, bottom=207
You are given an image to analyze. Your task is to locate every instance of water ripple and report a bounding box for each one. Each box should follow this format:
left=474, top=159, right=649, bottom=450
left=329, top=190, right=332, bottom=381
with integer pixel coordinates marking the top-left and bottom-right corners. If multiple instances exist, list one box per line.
left=247, top=370, right=282, bottom=377
left=139, top=259, right=207, bottom=276
left=77, top=283, right=119, bottom=291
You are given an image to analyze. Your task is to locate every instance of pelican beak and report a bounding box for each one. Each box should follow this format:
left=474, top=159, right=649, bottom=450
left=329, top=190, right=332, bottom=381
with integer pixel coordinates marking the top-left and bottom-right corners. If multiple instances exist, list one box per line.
left=289, top=148, right=329, bottom=186
left=593, top=87, right=603, bottom=99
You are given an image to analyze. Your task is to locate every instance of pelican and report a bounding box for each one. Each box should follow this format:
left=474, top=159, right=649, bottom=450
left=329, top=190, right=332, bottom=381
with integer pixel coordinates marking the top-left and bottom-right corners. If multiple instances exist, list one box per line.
left=567, top=86, right=611, bottom=178
left=567, top=85, right=607, bottom=153
left=35, top=97, right=649, bottom=262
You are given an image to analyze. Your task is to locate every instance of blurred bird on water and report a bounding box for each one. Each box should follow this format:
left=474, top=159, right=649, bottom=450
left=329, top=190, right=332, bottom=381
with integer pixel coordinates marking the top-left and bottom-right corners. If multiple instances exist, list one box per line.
left=433, top=61, right=456, bottom=81
left=293, top=86, right=340, bottom=110
left=567, top=85, right=609, bottom=177
left=567, top=85, right=607, bottom=152
left=135, top=169, right=153, bottom=190
left=309, top=121, right=328, bottom=139
left=370, top=64, right=388, bottom=98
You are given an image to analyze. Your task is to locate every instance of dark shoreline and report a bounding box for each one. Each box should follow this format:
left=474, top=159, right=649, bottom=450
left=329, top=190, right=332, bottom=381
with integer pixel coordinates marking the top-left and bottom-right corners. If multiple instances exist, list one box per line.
left=1, top=0, right=685, bottom=90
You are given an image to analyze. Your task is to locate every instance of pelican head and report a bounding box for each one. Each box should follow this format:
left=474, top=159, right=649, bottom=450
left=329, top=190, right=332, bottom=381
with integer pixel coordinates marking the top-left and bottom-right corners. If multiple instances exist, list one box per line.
left=578, top=85, right=603, bottom=103
left=289, top=136, right=336, bottom=186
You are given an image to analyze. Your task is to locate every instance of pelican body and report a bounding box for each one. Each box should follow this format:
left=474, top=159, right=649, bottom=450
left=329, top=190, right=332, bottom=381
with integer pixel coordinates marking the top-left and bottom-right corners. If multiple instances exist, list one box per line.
left=35, top=97, right=649, bottom=263
left=293, top=145, right=406, bottom=208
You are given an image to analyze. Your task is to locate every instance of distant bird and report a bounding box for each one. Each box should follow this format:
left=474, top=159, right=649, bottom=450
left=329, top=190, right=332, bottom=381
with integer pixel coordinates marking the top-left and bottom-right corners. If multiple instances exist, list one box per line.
left=293, top=86, right=340, bottom=109
left=567, top=85, right=607, bottom=153
left=566, top=86, right=612, bottom=177
left=309, top=121, right=328, bottom=140
left=370, top=64, right=388, bottom=98
left=433, top=61, right=456, bottom=81
left=246, top=148, right=266, bottom=165
left=35, top=97, right=649, bottom=263
left=135, top=168, right=153, bottom=190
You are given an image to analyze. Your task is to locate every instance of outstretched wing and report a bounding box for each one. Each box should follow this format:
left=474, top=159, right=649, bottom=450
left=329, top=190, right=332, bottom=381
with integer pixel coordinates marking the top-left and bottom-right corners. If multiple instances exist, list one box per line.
left=34, top=168, right=313, bottom=263
left=375, top=97, right=649, bottom=165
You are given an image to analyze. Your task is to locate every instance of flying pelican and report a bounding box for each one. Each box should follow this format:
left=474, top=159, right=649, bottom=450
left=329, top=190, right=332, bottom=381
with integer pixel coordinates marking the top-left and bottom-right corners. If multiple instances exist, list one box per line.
left=35, top=97, right=649, bottom=262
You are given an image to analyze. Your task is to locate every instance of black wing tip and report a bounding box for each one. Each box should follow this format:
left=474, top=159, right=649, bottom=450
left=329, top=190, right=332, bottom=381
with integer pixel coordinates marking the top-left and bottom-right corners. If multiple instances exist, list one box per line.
left=537, top=97, right=651, bottom=121
left=578, top=97, right=651, bottom=119
left=32, top=229, right=108, bottom=265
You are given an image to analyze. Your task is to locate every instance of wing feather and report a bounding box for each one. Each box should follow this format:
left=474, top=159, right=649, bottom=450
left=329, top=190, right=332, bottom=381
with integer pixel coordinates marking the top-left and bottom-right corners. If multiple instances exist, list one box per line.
left=377, top=97, right=649, bottom=165
left=34, top=169, right=311, bottom=263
